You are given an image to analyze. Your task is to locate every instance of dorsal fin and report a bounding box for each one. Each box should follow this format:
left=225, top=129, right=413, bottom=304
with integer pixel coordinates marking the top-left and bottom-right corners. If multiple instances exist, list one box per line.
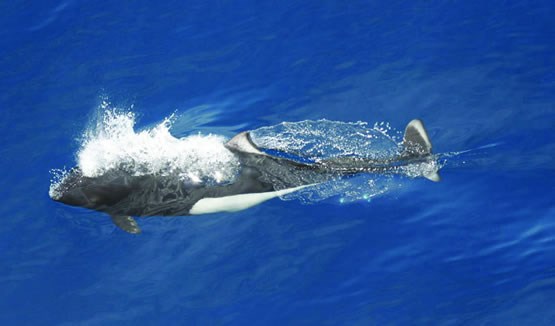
left=110, top=215, right=141, bottom=234
left=225, top=131, right=266, bottom=155
left=402, top=119, right=433, bottom=156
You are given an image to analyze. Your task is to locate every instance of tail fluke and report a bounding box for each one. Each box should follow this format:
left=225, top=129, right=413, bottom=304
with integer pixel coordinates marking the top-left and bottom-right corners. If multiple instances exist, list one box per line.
left=402, top=119, right=440, bottom=182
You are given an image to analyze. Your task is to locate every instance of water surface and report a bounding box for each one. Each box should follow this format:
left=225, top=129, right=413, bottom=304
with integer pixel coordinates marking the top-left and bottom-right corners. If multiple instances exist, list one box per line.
left=1, top=1, right=554, bottom=325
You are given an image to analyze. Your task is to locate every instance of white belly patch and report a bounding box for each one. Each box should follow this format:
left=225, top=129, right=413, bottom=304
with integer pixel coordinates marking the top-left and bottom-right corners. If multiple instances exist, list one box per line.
left=189, top=185, right=309, bottom=215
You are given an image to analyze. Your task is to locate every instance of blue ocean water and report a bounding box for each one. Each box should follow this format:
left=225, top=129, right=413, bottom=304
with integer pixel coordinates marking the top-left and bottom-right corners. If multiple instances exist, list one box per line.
left=1, top=0, right=554, bottom=324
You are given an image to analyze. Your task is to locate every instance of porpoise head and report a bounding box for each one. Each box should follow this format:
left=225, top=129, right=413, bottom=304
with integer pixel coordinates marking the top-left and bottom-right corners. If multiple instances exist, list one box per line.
left=49, top=168, right=133, bottom=209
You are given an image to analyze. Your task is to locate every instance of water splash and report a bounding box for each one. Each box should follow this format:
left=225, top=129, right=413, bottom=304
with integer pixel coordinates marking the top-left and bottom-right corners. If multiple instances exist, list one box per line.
left=76, top=101, right=241, bottom=184
left=250, top=120, right=408, bottom=203
left=250, top=119, right=400, bottom=162
left=48, top=168, right=71, bottom=200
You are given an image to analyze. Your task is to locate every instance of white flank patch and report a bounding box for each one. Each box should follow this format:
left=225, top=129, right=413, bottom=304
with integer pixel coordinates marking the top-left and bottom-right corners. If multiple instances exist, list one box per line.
left=189, top=185, right=310, bottom=215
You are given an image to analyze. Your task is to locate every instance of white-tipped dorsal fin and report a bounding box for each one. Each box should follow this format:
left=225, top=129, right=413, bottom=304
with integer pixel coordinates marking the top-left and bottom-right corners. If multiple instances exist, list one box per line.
left=225, top=131, right=266, bottom=155
left=402, top=119, right=433, bottom=156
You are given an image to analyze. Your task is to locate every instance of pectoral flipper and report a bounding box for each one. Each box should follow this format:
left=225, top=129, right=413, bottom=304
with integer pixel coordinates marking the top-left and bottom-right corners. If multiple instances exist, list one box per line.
left=110, top=215, right=141, bottom=234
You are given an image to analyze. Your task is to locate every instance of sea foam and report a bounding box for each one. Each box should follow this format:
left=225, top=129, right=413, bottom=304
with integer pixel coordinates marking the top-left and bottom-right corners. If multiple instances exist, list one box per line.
left=76, top=104, right=240, bottom=185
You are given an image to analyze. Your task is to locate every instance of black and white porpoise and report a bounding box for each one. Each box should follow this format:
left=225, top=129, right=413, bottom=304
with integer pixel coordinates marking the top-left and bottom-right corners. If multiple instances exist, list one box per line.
left=50, top=119, right=440, bottom=234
